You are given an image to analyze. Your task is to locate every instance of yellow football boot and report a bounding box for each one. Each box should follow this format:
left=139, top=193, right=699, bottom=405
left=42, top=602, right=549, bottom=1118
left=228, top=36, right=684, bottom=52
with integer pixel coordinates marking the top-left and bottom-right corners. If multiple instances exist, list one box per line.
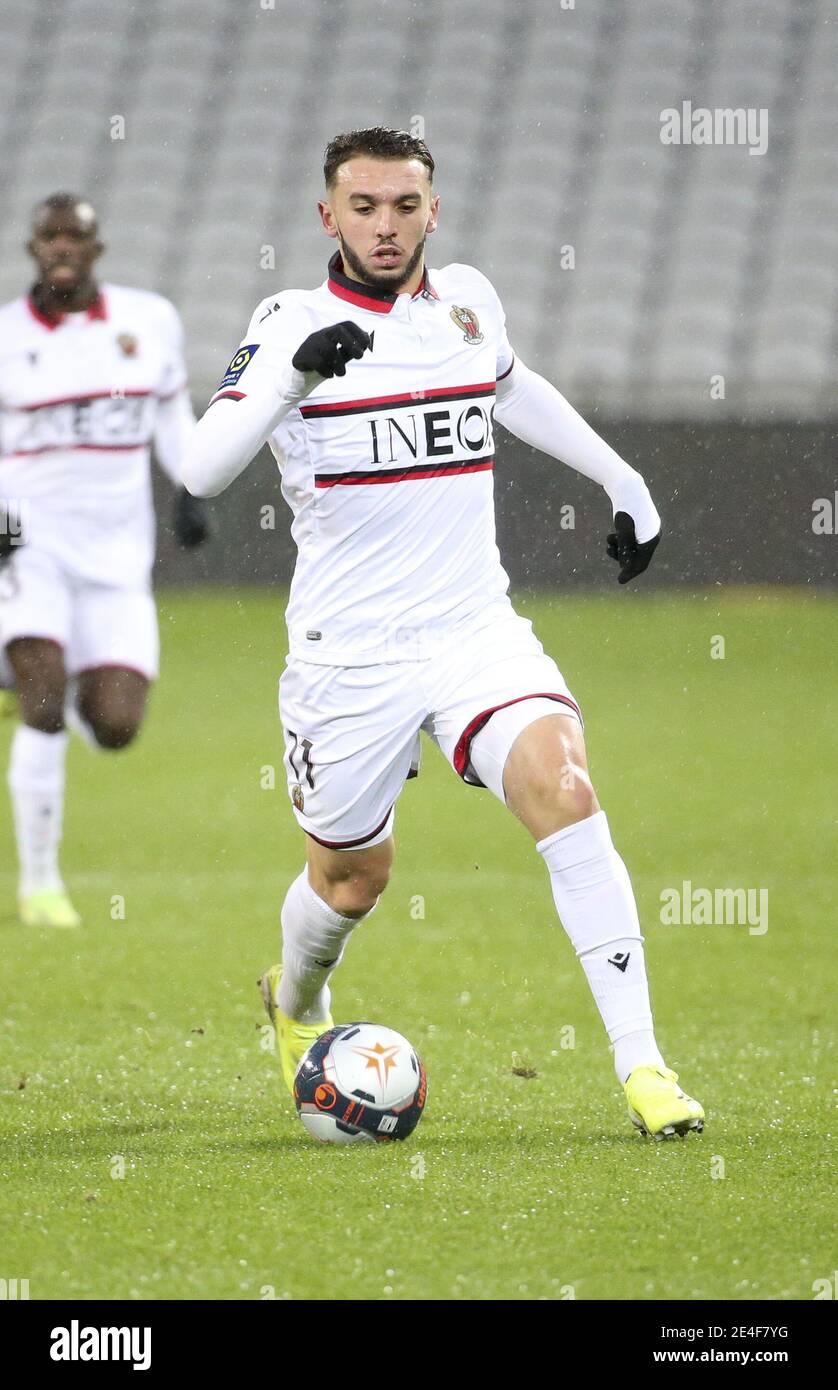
left=19, top=889, right=81, bottom=929
left=625, top=1066, right=704, bottom=1140
left=258, top=964, right=334, bottom=1096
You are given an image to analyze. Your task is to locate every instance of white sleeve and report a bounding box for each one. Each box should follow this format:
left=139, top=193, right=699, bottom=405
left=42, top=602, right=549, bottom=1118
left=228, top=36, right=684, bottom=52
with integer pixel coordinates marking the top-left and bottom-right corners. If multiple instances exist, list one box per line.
left=182, top=300, right=320, bottom=499
left=158, top=298, right=189, bottom=400
left=494, top=357, right=661, bottom=542
left=153, top=386, right=196, bottom=486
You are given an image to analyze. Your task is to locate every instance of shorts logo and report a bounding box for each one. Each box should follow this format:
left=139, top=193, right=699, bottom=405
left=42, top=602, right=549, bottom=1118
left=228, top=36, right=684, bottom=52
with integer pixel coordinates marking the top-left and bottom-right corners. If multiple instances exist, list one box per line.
left=116, top=333, right=138, bottom=356
left=450, top=306, right=483, bottom=344
left=217, top=343, right=259, bottom=390
left=291, top=783, right=305, bottom=812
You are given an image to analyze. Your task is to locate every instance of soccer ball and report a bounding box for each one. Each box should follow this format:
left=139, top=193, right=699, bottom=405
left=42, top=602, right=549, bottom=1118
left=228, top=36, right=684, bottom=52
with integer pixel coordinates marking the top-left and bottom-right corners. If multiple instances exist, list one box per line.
left=294, top=1022, right=427, bottom=1144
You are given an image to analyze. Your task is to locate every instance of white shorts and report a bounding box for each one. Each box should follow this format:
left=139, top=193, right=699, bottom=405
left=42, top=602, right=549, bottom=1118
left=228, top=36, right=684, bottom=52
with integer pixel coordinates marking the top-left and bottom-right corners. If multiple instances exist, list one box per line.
left=0, top=546, right=159, bottom=680
left=278, top=605, right=583, bottom=850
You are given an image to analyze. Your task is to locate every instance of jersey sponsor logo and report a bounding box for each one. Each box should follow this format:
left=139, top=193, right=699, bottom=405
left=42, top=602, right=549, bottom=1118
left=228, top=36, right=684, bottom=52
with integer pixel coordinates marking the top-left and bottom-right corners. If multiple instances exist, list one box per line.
left=368, top=399, right=494, bottom=463
left=5, top=391, right=155, bottom=456
left=450, top=305, right=484, bottom=343
left=216, top=343, right=259, bottom=390
left=303, top=384, right=497, bottom=486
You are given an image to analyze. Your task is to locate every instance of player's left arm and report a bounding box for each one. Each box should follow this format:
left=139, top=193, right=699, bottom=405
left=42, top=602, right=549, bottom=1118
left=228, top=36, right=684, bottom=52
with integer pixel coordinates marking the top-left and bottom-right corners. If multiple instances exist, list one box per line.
left=483, top=272, right=660, bottom=584
left=494, top=359, right=660, bottom=584
left=153, top=300, right=209, bottom=548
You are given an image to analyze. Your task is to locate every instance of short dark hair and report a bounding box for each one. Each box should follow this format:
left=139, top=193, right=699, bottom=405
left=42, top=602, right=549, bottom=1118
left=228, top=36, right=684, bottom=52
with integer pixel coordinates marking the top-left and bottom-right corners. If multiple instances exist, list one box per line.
left=32, top=192, right=98, bottom=233
left=323, top=127, right=434, bottom=188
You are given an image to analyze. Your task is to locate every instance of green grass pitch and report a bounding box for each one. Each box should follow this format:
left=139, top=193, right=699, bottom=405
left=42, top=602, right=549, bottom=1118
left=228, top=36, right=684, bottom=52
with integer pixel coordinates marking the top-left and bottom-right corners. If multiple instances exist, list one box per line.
left=0, top=588, right=834, bottom=1301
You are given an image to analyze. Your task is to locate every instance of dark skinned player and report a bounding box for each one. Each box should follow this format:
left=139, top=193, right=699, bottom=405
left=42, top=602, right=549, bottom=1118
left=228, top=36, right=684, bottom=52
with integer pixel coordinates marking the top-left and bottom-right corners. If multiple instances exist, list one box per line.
left=0, top=193, right=207, bottom=927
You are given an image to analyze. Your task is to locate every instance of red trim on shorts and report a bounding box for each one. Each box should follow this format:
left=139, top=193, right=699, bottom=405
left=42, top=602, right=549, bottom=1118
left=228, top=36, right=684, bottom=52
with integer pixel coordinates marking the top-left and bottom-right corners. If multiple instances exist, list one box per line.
left=453, top=692, right=583, bottom=781
left=304, top=805, right=393, bottom=850
left=75, top=662, right=154, bottom=682
left=3, top=634, right=65, bottom=652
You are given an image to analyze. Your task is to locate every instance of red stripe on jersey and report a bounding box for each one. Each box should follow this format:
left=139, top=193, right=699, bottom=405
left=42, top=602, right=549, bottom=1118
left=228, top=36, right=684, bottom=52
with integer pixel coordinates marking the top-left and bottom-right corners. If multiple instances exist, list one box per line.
left=300, top=382, right=496, bottom=416
left=315, top=458, right=494, bottom=487
left=209, top=390, right=246, bottom=404
left=8, top=440, right=152, bottom=458
left=453, top=692, right=583, bottom=779
left=19, top=389, right=153, bottom=412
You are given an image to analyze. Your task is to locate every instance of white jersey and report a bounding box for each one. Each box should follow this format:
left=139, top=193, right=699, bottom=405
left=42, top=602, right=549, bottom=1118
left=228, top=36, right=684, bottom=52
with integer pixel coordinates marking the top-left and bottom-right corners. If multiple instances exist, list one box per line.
left=0, top=283, right=193, bottom=586
left=210, top=254, right=517, bottom=664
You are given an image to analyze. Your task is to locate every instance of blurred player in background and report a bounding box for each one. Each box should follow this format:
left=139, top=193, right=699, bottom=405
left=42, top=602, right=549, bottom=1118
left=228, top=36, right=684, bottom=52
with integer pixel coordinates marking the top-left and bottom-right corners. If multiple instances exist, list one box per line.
left=184, top=128, right=704, bottom=1140
left=0, top=193, right=208, bottom=928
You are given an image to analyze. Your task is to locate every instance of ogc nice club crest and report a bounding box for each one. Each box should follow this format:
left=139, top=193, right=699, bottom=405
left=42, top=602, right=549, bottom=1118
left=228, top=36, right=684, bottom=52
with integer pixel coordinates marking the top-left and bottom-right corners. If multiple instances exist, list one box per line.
left=450, top=305, right=483, bottom=343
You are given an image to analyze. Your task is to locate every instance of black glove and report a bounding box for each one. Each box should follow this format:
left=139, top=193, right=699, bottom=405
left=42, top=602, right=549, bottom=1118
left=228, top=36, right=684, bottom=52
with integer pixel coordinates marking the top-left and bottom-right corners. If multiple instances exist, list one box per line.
left=292, top=321, right=371, bottom=378
left=174, top=487, right=210, bottom=548
left=606, top=510, right=660, bottom=585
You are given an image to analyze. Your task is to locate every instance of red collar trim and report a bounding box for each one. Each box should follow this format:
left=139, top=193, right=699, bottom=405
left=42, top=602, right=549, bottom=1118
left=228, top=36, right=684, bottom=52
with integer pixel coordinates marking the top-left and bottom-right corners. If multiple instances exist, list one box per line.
left=27, top=289, right=108, bottom=330
left=326, top=252, right=438, bottom=314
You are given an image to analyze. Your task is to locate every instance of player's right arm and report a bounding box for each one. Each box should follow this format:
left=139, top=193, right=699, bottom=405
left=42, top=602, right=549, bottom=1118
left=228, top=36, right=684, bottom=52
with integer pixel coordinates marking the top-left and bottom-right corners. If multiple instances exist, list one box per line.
left=182, top=307, right=370, bottom=498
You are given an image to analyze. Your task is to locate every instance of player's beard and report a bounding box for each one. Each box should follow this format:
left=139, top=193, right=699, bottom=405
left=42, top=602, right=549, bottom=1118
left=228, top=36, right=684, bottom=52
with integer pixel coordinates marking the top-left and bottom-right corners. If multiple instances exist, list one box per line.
left=338, top=232, right=426, bottom=294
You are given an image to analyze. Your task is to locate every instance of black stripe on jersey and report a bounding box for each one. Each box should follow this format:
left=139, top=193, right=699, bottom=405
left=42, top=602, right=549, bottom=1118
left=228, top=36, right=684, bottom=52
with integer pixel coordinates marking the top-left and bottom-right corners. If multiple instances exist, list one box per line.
left=300, top=386, right=495, bottom=420
left=314, top=454, right=494, bottom=488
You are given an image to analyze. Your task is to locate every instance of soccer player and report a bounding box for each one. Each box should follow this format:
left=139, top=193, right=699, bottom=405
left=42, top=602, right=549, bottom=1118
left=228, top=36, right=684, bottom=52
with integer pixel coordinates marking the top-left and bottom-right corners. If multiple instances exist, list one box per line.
left=183, top=128, right=704, bottom=1139
left=0, top=193, right=208, bottom=928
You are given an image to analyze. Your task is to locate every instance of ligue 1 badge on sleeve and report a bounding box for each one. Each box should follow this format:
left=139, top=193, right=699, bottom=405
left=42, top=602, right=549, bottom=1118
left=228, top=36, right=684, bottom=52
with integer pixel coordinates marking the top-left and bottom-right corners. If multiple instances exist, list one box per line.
left=450, top=305, right=483, bottom=344
left=217, top=343, right=259, bottom=390
left=117, top=332, right=138, bottom=357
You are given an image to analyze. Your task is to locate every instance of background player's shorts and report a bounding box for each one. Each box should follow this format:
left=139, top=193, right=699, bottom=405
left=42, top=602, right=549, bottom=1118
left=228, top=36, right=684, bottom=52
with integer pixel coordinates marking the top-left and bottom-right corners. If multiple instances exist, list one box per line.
left=0, top=546, right=159, bottom=679
left=278, top=603, right=582, bottom=850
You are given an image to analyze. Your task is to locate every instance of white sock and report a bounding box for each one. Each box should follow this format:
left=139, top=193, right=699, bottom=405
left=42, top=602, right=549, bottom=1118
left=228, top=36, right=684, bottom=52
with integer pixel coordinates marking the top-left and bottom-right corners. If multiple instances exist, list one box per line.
left=8, top=725, right=69, bottom=896
left=537, top=809, right=665, bottom=1083
left=277, top=868, right=375, bottom=1024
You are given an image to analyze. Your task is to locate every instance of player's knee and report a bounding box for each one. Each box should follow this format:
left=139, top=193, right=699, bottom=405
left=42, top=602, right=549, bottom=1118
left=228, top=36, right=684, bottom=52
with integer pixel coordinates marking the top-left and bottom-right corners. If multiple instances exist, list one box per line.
left=314, top=862, right=391, bottom=917
left=555, top=766, right=599, bottom=824
left=23, top=704, right=65, bottom=735
left=19, top=687, right=66, bottom=734
left=328, top=872, right=389, bottom=917
left=90, top=714, right=140, bottom=750
left=521, top=759, right=598, bottom=824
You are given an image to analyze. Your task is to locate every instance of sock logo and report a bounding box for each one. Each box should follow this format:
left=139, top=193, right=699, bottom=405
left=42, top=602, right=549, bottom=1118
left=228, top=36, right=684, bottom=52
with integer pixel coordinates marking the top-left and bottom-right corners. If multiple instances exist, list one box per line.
left=608, top=951, right=631, bottom=973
